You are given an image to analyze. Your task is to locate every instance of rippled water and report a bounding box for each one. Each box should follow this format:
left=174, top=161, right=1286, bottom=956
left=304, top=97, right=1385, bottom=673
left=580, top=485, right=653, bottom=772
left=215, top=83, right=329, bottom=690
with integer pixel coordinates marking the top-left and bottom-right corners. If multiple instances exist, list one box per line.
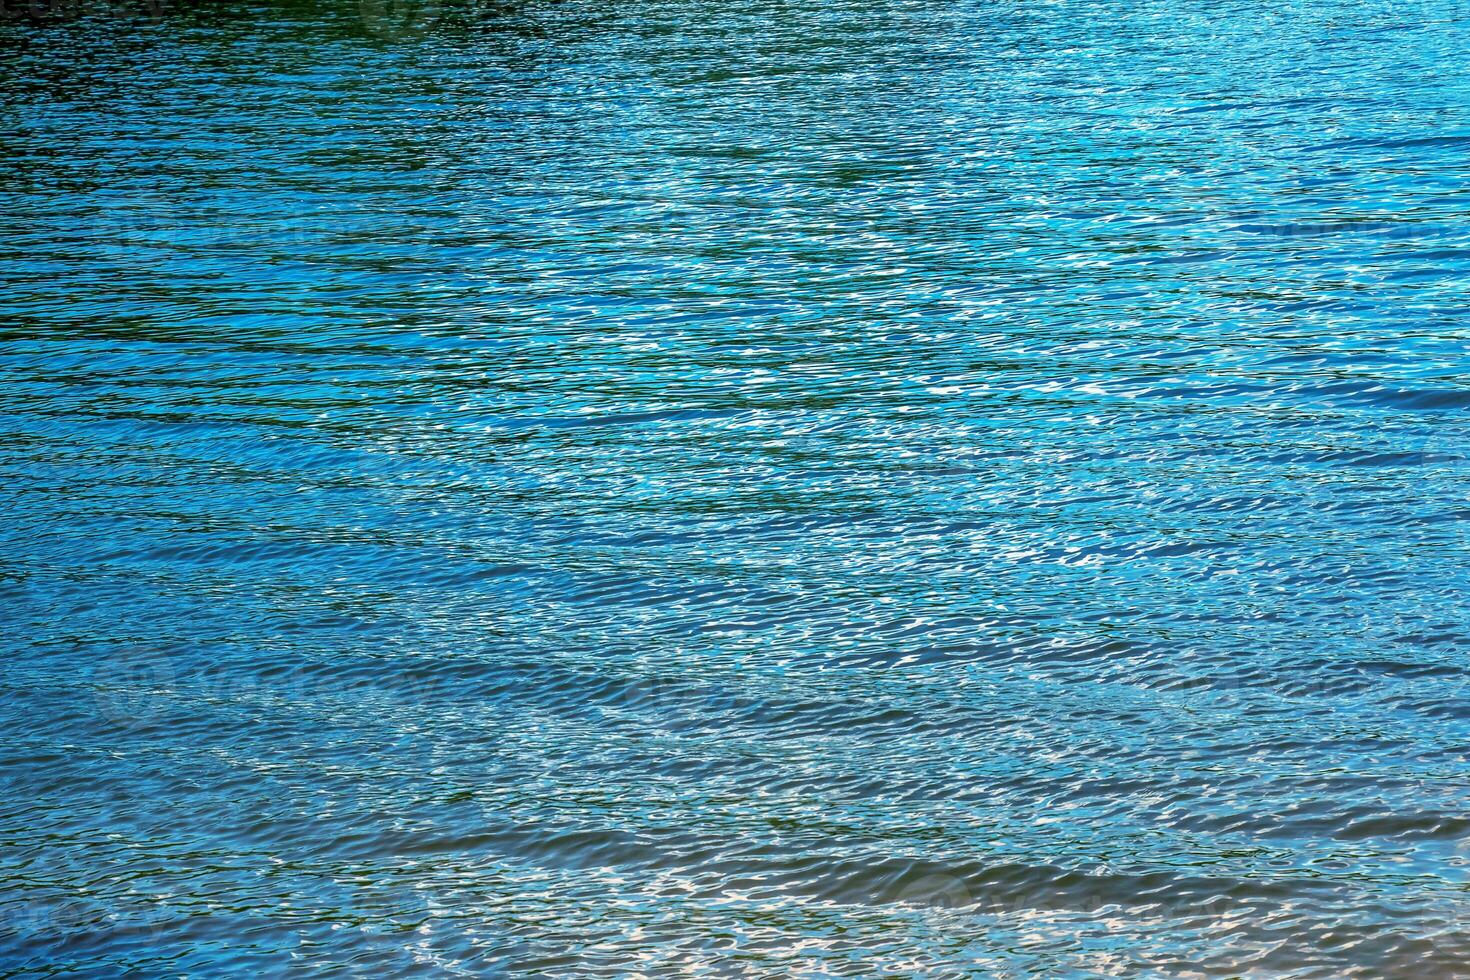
left=3, top=0, right=1470, bottom=975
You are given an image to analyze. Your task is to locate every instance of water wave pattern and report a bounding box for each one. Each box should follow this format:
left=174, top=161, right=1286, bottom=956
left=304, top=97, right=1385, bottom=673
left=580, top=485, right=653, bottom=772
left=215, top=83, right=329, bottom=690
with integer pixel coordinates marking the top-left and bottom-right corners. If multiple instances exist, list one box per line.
left=3, top=0, right=1469, bottom=975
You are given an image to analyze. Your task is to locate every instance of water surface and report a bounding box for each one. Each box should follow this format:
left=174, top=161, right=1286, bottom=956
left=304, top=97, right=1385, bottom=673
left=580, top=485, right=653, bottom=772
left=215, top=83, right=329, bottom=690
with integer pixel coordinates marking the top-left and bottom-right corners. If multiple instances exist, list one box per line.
left=3, top=0, right=1470, bottom=975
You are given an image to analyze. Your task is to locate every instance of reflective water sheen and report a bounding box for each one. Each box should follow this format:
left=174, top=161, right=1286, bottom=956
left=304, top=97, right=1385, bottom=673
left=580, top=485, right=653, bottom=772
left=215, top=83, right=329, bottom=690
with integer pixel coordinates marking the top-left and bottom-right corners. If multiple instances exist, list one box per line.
left=3, top=0, right=1469, bottom=975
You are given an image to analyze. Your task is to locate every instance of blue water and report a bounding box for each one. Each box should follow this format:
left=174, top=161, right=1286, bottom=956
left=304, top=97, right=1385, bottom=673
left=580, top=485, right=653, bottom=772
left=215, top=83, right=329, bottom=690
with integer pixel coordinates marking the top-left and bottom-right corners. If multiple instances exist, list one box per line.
left=3, top=0, right=1469, bottom=975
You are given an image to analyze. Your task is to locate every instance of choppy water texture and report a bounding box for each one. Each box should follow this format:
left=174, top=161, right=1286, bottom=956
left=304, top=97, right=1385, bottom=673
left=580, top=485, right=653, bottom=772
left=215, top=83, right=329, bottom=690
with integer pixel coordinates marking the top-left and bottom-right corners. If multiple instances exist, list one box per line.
left=3, top=0, right=1470, bottom=976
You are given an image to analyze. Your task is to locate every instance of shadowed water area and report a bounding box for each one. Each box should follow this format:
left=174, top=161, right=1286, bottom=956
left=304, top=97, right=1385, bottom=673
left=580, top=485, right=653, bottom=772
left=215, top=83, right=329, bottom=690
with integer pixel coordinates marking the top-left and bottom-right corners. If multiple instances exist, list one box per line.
left=2, top=0, right=1469, bottom=975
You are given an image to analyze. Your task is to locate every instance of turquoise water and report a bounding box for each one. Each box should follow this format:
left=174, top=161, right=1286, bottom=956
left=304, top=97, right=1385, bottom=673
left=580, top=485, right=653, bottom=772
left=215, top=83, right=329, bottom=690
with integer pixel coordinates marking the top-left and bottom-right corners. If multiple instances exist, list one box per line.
left=3, top=0, right=1470, bottom=975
